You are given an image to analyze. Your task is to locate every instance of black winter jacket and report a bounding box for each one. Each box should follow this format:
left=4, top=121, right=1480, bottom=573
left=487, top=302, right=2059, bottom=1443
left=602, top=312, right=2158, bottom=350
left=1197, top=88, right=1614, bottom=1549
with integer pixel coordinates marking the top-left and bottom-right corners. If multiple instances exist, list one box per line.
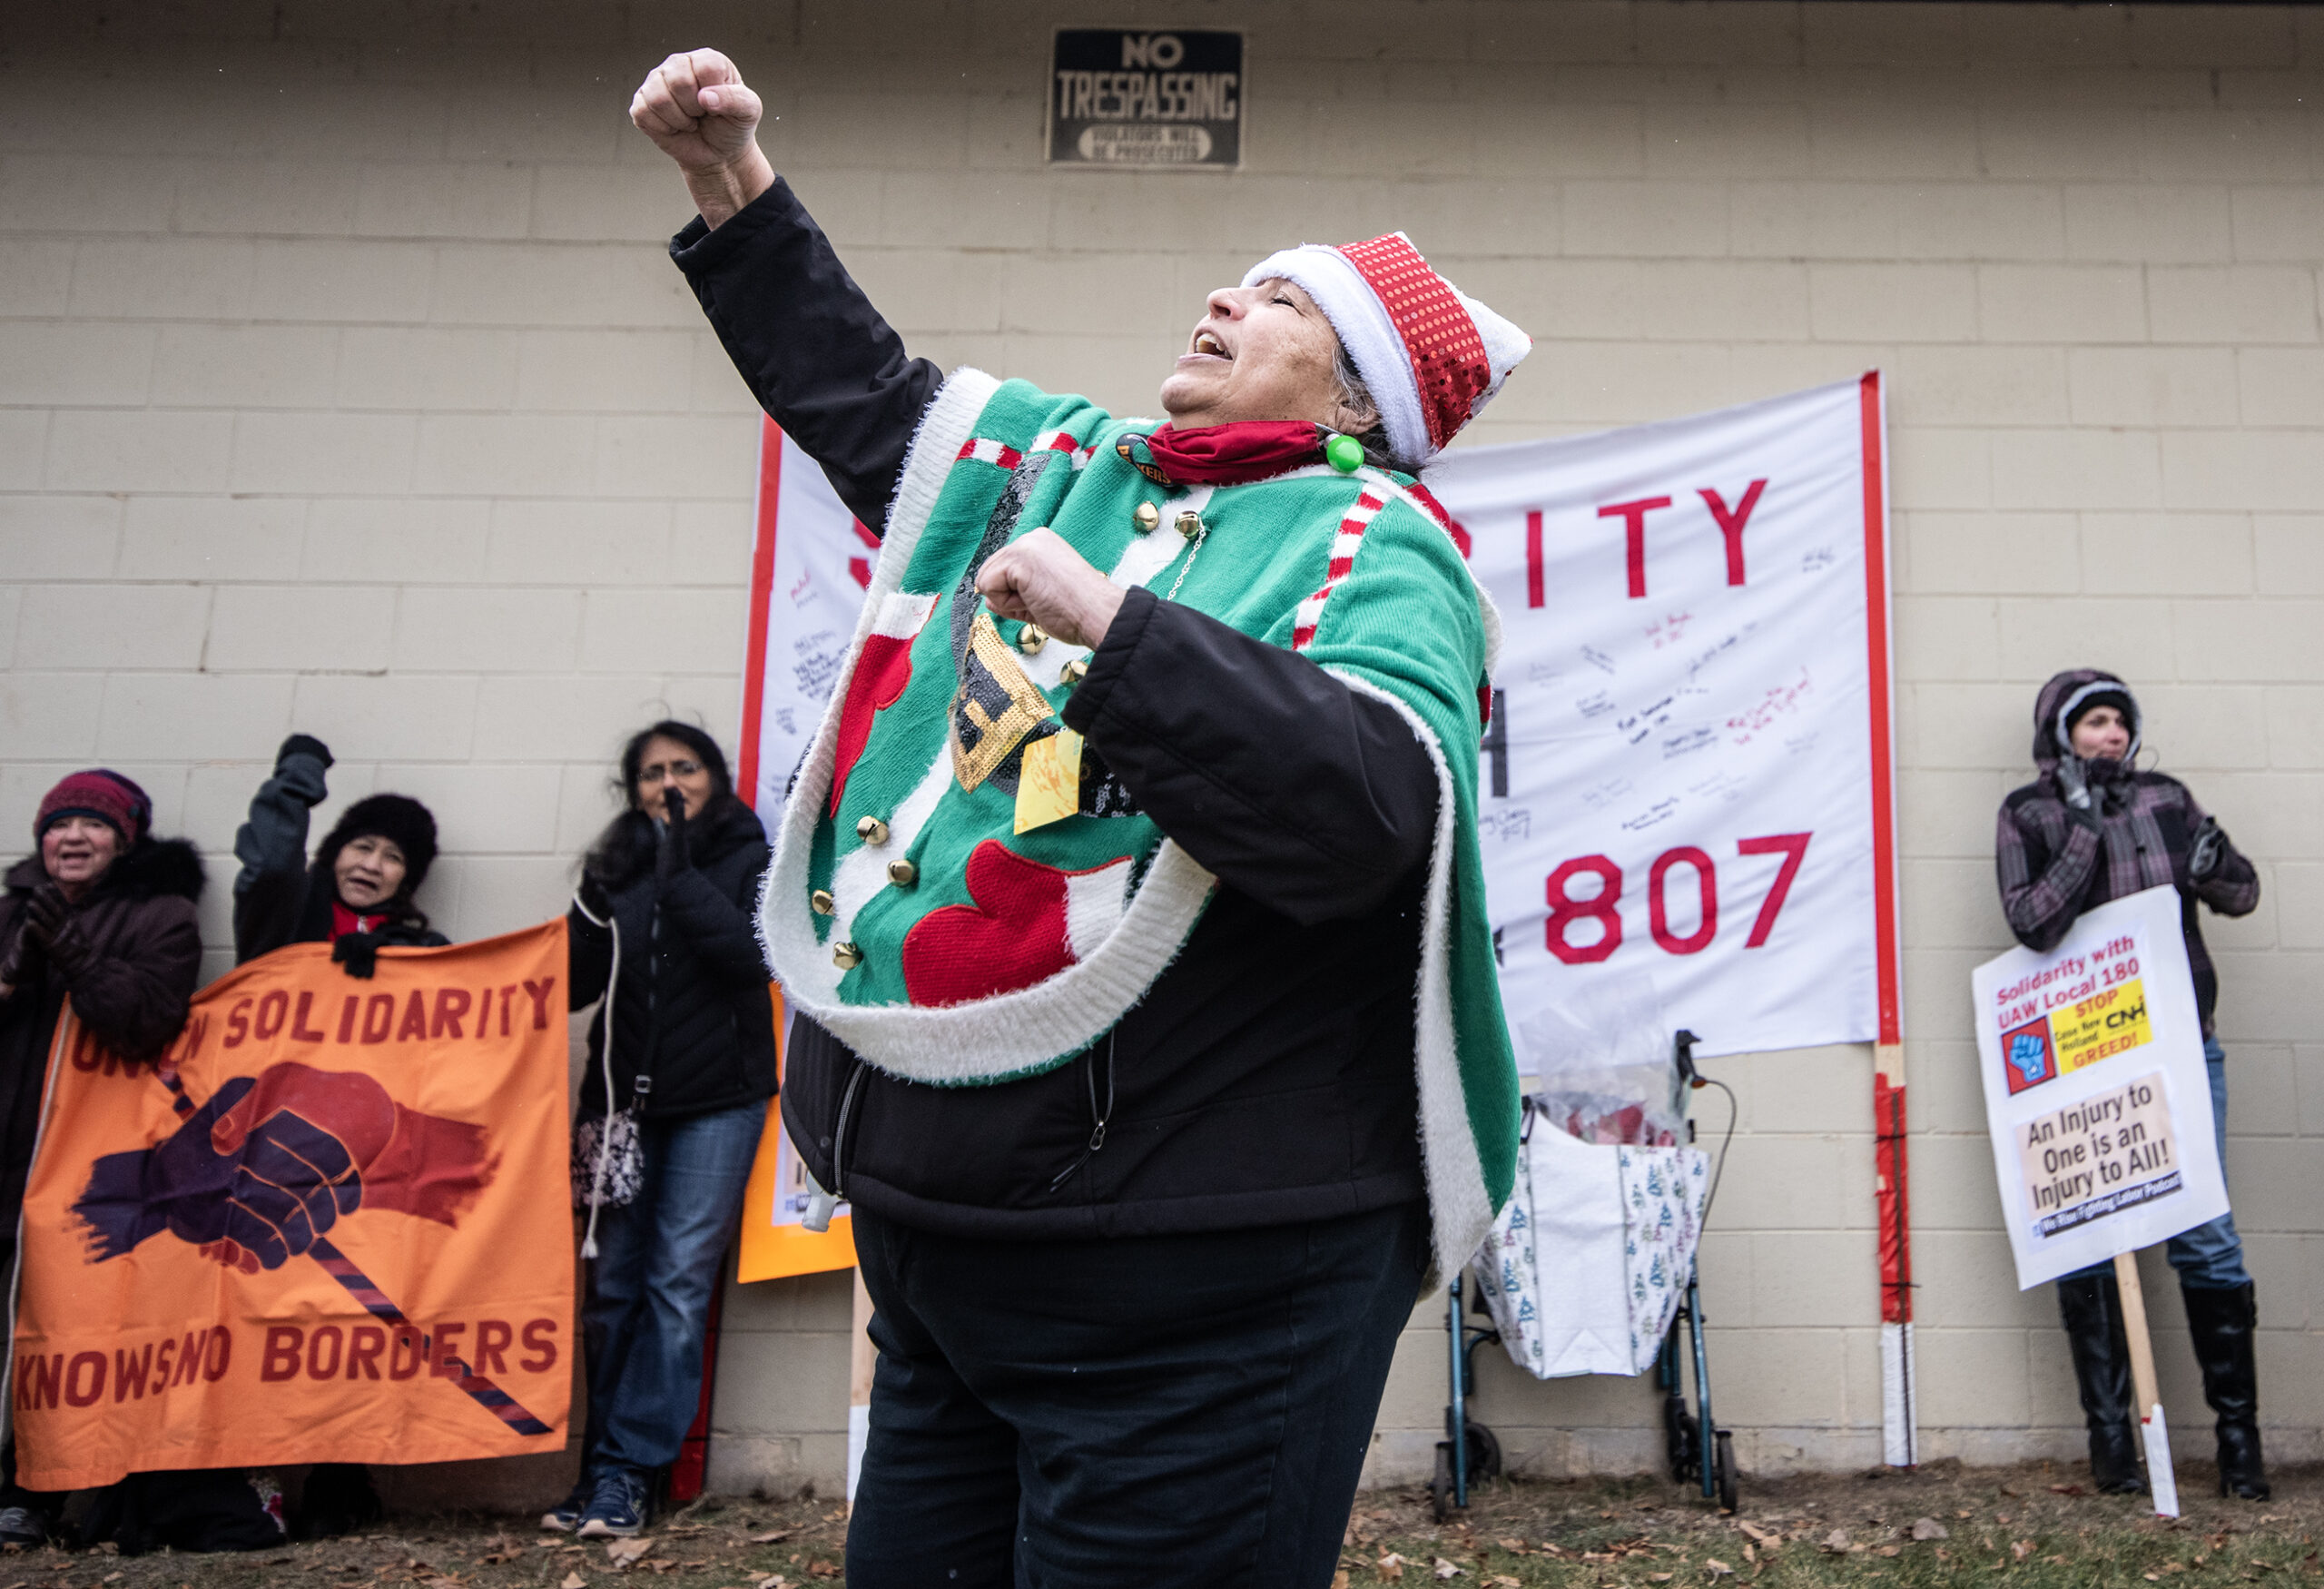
left=0, top=838, right=205, bottom=1252
left=567, top=799, right=777, bottom=1122
left=232, top=747, right=448, bottom=963
left=675, top=179, right=1440, bottom=1239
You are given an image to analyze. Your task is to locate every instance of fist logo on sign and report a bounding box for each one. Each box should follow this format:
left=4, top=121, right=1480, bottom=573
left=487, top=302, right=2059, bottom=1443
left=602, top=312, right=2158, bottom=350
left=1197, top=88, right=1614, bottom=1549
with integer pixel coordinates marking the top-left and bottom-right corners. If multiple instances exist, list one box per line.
left=71, top=1062, right=495, bottom=1272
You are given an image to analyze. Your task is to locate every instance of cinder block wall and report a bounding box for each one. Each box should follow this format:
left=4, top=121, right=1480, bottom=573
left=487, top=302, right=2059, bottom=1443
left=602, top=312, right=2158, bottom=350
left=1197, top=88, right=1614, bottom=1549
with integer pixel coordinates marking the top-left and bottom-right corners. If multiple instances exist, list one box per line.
left=5, top=0, right=2321, bottom=1499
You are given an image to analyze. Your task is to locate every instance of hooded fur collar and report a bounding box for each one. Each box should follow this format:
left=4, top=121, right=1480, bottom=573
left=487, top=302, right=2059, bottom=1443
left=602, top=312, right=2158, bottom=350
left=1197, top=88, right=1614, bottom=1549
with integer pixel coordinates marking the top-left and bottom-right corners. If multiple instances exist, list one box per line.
left=5, top=835, right=207, bottom=904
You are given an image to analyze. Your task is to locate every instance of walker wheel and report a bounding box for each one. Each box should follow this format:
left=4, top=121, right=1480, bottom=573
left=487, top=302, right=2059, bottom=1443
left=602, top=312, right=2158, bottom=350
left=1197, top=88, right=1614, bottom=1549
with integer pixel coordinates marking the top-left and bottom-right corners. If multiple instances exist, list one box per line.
left=1465, top=1420, right=1503, bottom=1485
left=1714, top=1429, right=1738, bottom=1514
left=1666, top=1399, right=1700, bottom=1484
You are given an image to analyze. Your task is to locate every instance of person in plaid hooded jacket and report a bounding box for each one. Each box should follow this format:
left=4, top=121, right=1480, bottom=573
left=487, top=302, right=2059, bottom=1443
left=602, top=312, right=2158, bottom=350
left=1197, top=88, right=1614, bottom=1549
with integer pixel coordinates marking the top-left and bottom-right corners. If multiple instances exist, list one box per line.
left=1996, top=667, right=2267, bottom=1502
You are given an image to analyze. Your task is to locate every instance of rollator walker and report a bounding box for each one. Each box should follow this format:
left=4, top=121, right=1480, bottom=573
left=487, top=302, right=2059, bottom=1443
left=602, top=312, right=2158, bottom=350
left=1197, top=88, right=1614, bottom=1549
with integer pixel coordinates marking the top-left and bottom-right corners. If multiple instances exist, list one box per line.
left=1438, top=1030, right=1737, bottom=1520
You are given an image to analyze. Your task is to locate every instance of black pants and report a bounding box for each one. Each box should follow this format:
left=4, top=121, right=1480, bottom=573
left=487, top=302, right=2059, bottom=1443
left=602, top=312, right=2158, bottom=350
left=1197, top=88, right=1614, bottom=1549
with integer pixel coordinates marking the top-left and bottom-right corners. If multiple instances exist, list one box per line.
left=845, top=1200, right=1429, bottom=1589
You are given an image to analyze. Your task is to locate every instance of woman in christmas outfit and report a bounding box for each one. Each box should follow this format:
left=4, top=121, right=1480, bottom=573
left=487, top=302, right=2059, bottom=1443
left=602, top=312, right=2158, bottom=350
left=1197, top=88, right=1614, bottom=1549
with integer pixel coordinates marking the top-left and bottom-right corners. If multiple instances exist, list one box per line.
left=635, top=49, right=1522, bottom=1585
left=548, top=722, right=774, bottom=1540
left=232, top=735, right=448, bottom=975
left=0, top=772, right=204, bottom=1546
left=1996, top=669, right=2266, bottom=1499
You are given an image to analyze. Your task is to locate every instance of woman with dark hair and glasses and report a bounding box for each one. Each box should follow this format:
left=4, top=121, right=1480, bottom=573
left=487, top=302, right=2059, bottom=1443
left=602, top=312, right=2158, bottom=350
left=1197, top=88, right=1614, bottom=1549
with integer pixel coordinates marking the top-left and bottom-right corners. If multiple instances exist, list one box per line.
left=549, top=721, right=774, bottom=1539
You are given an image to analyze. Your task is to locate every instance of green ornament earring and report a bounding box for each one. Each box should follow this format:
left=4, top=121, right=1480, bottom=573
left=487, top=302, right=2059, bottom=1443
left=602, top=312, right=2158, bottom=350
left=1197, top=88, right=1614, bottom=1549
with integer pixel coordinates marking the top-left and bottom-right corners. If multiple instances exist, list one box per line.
left=1324, top=432, right=1364, bottom=473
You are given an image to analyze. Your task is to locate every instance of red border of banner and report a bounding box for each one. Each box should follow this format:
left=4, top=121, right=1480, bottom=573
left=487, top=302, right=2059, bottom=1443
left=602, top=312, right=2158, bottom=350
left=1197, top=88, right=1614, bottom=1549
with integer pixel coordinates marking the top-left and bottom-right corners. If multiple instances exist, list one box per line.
left=736, top=415, right=784, bottom=807
left=1858, top=371, right=1901, bottom=1048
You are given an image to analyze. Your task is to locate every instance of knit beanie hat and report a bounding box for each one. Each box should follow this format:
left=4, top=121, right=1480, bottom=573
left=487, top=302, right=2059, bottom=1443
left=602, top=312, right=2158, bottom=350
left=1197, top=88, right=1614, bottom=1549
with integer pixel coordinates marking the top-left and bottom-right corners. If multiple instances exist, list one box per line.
left=35, top=769, right=151, bottom=844
left=322, top=794, right=438, bottom=890
left=1241, top=232, right=1531, bottom=471
left=2058, top=681, right=2140, bottom=760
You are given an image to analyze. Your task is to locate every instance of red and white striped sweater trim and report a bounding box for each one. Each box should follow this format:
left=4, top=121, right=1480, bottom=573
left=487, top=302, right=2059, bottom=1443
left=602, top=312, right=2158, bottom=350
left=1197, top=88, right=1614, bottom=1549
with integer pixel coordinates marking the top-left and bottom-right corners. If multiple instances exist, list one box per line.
left=955, top=430, right=1096, bottom=471
left=1291, top=487, right=1390, bottom=650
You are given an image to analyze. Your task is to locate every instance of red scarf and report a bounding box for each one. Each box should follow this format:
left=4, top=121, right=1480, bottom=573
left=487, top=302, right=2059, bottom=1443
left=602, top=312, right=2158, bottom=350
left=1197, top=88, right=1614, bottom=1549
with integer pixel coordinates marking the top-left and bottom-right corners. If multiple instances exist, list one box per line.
left=330, top=901, right=384, bottom=942
left=1116, top=421, right=1327, bottom=488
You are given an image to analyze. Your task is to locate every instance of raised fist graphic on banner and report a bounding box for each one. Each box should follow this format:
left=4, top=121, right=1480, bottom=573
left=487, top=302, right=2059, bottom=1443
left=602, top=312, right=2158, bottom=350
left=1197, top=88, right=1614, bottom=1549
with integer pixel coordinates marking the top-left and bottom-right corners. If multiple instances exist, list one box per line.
left=72, top=1063, right=497, bottom=1272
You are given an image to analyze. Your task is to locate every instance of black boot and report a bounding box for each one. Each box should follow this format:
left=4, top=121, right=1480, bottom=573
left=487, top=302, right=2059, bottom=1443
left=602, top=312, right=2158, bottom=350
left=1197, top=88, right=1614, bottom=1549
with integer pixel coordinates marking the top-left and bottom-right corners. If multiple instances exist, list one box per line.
left=2057, top=1273, right=2146, bottom=1495
left=2183, top=1281, right=2270, bottom=1501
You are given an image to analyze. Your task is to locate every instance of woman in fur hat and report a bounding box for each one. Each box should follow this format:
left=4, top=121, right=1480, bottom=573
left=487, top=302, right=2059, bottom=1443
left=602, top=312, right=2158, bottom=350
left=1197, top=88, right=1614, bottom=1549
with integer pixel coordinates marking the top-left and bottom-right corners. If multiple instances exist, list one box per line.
left=1997, top=669, right=2266, bottom=1501
left=232, top=735, right=448, bottom=975
left=222, top=736, right=447, bottom=1540
left=632, top=48, right=1525, bottom=1584
left=0, top=771, right=205, bottom=1545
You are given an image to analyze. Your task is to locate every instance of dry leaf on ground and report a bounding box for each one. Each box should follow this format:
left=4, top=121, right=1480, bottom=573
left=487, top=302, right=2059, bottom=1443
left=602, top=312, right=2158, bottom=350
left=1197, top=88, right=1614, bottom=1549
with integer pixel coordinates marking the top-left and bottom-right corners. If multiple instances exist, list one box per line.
left=1377, top=1553, right=1407, bottom=1582
left=1822, top=1529, right=1851, bottom=1553
left=1706, top=1561, right=1734, bottom=1577
left=1332, top=1574, right=1350, bottom=1589
left=1912, top=1517, right=1950, bottom=1541
left=2013, top=1541, right=2035, bottom=1562
left=747, top=1533, right=789, bottom=1545
left=1433, top=1560, right=1464, bottom=1580
left=603, top=1541, right=650, bottom=1571
left=560, top=1575, right=587, bottom=1589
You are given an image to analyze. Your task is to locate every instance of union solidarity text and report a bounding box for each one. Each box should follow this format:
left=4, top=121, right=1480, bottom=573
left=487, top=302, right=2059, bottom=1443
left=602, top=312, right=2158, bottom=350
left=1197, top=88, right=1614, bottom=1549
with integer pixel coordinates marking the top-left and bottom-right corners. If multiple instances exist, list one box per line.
left=222, top=982, right=558, bottom=1049
left=16, top=1318, right=559, bottom=1409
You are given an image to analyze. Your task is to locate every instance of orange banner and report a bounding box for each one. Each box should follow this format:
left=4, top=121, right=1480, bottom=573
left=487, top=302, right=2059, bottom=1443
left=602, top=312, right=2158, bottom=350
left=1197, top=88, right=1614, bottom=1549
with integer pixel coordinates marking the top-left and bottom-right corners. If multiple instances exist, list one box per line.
left=11, top=923, right=574, bottom=1489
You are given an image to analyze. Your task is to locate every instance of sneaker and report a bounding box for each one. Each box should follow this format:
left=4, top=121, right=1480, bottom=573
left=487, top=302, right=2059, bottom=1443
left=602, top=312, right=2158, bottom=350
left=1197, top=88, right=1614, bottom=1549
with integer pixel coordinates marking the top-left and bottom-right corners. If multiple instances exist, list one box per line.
left=0, top=1505, right=46, bottom=1546
left=540, top=1475, right=593, bottom=1534
left=575, top=1468, right=646, bottom=1540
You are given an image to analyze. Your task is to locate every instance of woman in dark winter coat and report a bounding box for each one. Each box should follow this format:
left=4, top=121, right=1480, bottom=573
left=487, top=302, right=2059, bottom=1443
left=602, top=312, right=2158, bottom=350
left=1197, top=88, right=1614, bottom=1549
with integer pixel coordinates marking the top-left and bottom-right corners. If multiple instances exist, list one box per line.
left=233, top=735, right=448, bottom=973
left=0, top=771, right=204, bottom=1545
left=216, top=737, right=448, bottom=1541
left=1996, top=668, right=2266, bottom=1500
left=548, top=722, right=773, bottom=1540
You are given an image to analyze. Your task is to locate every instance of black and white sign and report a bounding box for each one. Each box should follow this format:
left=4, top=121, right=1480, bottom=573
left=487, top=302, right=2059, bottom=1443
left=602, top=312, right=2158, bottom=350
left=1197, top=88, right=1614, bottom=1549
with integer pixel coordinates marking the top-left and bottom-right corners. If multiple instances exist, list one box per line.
left=1048, top=29, right=1242, bottom=168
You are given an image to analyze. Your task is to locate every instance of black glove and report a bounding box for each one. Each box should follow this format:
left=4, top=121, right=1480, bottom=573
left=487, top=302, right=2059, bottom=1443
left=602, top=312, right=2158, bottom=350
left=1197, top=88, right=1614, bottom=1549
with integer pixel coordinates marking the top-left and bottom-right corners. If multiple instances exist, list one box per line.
left=331, top=932, right=383, bottom=980
left=2056, top=757, right=2099, bottom=831
left=0, top=919, right=34, bottom=994
left=24, top=884, right=94, bottom=982
left=2189, top=815, right=2227, bottom=882
left=655, top=790, right=691, bottom=883
left=576, top=870, right=613, bottom=922
left=277, top=734, right=334, bottom=772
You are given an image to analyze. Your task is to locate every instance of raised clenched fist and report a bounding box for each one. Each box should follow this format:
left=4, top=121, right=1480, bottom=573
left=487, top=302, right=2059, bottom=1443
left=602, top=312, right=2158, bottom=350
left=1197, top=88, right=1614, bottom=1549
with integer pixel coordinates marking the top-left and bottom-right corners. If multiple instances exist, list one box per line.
left=630, top=49, right=775, bottom=228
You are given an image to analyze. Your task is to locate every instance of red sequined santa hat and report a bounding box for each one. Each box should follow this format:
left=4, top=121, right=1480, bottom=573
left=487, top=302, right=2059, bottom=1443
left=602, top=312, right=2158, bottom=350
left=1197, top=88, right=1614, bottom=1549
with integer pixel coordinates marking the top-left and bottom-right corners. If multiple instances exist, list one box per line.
left=1243, top=232, right=1530, bottom=471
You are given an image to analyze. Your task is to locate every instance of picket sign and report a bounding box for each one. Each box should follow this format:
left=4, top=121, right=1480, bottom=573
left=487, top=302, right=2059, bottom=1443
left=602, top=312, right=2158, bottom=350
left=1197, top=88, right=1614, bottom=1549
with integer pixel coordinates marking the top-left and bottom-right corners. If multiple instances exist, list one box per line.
left=1972, top=883, right=2226, bottom=1517
left=1971, top=884, right=2226, bottom=1290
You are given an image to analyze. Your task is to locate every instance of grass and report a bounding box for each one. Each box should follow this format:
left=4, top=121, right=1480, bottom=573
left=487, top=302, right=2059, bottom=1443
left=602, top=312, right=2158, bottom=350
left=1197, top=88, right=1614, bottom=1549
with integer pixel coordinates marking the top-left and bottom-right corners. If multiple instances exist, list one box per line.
left=12, top=1461, right=2316, bottom=1588
left=1339, top=1461, right=2324, bottom=1587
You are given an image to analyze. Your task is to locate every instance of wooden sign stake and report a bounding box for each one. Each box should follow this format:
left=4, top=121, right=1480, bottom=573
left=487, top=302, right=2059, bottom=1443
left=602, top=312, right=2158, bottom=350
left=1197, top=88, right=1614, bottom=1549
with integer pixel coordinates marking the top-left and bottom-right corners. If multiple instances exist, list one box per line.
left=846, top=1268, right=875, bottom=1512
left=2112, top=1250, right=2180, bottom=1517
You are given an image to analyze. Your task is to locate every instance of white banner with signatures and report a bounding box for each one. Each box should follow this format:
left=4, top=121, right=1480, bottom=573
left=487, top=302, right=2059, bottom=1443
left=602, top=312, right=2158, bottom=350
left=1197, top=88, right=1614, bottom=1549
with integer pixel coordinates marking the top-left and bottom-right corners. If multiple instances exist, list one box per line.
left=1426, top=375, right=1898, bottom=1067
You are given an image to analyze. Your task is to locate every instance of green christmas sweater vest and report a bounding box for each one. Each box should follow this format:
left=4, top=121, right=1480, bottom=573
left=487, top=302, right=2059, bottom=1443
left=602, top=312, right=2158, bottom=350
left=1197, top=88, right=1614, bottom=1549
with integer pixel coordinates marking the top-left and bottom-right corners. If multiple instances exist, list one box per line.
left=760, top=369, right=1520, bottom=1268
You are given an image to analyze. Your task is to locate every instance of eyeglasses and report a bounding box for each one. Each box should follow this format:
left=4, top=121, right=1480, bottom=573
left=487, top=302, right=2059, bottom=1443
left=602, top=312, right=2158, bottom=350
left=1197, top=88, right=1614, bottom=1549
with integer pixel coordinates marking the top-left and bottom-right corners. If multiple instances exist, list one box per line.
left=640, top=759, right=704, bottom=784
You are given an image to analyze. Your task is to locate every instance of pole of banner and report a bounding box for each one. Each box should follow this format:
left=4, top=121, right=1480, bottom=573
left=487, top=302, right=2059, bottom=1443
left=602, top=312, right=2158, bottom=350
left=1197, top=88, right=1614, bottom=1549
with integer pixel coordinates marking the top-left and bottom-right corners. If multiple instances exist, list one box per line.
left=2112, top=1250, right=2181, bottom=1517
left=1873, top=1041, right=1916, bottom=1468
left=845, top=1268, right=874, bottom=1511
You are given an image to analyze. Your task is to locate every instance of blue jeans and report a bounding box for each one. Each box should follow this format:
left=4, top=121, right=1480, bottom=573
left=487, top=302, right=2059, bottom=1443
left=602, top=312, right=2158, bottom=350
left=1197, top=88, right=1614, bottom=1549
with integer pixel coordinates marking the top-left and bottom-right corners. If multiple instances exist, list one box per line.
left=2067, top=1038, right=2249, bottom=1290
left=581, top=1100, right=764, bottom=1475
